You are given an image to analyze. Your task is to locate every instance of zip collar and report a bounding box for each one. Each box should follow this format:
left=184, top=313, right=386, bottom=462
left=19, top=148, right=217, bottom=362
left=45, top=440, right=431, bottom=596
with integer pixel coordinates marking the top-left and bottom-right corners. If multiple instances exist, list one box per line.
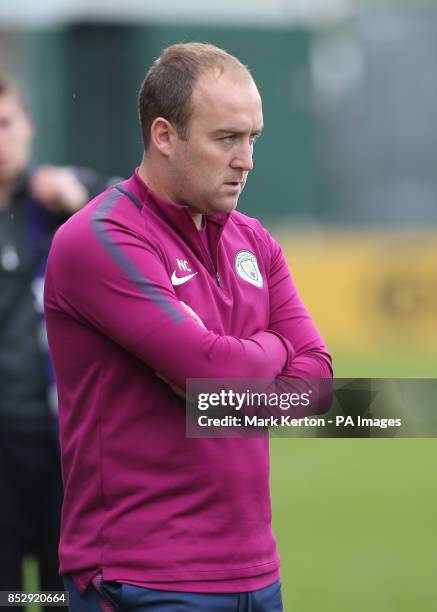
left=120, top=169, right=230, bottom=275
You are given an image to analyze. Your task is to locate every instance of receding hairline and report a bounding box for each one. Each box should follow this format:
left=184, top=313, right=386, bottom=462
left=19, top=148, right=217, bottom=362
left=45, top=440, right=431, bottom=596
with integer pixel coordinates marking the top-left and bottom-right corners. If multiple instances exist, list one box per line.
left=190, top=66, right=261, bottom=119
left=193, top=64, right=259, bottom=96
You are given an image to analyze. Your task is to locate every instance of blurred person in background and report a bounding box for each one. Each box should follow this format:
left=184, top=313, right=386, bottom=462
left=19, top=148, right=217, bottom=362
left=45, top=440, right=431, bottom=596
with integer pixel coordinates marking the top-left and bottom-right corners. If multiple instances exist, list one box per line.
left=0, top=73, right=108, bottom=609
left=45, top=43, right=332, bottom=612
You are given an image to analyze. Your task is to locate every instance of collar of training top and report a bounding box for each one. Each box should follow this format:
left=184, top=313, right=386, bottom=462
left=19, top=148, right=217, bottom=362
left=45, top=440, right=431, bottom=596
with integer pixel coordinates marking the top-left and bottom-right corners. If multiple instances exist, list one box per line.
left=132, top=167, right=230, bottom=230
left=115, top=169, right=230, bottom=261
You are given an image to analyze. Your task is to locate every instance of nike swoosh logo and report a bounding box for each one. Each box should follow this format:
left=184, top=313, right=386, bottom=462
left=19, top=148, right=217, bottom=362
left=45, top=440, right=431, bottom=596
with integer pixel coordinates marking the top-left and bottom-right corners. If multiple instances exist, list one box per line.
left=171, top=271, right=198, bottom=286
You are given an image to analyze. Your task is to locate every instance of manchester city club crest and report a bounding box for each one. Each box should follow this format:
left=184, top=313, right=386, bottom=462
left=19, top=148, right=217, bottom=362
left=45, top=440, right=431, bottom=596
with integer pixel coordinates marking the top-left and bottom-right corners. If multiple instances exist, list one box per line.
left=235, top=250, right=263, bottom=288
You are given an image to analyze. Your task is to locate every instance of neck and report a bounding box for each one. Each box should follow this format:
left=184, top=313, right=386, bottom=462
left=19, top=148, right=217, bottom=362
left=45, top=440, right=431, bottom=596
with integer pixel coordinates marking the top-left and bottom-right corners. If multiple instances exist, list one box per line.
left=0, top=179, right=17, bottom=212
left=138, top=156, right=203, bottom=230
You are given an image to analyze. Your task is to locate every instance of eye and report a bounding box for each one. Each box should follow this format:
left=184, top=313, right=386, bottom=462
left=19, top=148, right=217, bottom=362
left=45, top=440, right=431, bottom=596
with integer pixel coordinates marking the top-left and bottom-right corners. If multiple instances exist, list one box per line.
left=221, top=135, right=237, bottom=143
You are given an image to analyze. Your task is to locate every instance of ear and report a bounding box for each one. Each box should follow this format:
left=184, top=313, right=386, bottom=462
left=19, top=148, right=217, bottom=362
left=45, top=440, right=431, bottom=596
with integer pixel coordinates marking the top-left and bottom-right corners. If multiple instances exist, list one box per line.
left=150, top=117, right=177, bottom=157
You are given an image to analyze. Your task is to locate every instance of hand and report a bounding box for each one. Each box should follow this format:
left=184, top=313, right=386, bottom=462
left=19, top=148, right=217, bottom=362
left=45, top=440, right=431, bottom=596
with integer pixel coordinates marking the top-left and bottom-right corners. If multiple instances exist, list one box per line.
left=156, top=301, right=205, bottom=397
left=179, top=301, right=205, bottom=328
left=29, top=165, right=89, bottom=214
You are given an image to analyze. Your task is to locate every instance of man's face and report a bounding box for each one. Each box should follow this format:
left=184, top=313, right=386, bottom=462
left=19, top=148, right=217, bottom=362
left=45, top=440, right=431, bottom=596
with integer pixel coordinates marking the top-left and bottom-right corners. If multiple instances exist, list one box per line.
left=0, top=93, right=33, bottom=185
left=169, top=69, right=263, bottom=215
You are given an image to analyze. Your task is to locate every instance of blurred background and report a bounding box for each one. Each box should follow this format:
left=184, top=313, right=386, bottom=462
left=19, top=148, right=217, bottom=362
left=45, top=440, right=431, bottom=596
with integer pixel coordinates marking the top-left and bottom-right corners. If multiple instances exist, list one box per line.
left=1, top=0, right=436, bottom=610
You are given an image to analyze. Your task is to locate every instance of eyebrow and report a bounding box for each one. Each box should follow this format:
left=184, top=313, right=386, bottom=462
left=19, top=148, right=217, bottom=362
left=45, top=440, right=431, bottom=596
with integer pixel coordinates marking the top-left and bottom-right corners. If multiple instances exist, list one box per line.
left=212, top=127, right=264, bottom=136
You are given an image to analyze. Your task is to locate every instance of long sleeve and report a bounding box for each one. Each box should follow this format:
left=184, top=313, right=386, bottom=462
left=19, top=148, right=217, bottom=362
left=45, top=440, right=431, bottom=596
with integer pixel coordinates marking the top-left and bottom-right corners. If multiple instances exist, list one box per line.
left=45, top=215, right=291, bottom=390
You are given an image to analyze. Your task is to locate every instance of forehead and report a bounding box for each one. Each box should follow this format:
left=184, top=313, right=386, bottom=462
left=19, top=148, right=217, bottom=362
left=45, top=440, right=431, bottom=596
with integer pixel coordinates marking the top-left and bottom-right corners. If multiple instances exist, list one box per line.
left=0, top=92, right=25, bottom=116
left=190, top=69, right=263, bottom=131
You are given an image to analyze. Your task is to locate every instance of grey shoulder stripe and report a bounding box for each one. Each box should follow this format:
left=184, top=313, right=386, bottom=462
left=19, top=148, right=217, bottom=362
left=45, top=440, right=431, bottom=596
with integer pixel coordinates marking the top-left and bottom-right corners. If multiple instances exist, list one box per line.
left=91, top=189, right=185, bottom=324
left=115, top=184, right=143, bottom=210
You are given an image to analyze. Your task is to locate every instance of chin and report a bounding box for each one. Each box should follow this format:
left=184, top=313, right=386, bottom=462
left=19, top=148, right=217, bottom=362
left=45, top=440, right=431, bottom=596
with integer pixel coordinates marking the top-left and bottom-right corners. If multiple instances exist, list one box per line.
left=211, top=197, right=239, bottom=215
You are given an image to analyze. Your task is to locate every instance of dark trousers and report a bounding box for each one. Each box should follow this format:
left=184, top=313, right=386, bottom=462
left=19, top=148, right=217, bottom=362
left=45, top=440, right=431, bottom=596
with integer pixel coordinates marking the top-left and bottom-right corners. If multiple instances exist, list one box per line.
left=0, top=429, right=66, bottom=612
left=64, top=574, right=284, bottom=612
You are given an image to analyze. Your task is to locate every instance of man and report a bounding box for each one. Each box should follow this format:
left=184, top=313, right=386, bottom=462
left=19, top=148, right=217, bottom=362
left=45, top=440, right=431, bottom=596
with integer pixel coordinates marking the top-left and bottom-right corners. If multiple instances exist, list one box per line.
left=45, top=43, right=332, bottom=611
left=0, top=74, right=107, bottom=608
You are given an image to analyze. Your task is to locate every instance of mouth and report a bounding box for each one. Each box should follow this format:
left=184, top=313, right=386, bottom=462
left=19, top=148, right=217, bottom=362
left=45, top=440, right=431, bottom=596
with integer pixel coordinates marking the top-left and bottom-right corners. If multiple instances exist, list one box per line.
left=224, top=180, right=244, bottom=188
left=223, top=182, right=242, bottom=194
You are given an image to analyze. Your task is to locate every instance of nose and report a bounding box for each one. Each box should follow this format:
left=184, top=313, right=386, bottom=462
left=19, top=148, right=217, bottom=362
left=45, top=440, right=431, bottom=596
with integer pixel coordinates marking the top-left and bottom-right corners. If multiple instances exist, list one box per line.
left=230, top=140, right=253, bottom=172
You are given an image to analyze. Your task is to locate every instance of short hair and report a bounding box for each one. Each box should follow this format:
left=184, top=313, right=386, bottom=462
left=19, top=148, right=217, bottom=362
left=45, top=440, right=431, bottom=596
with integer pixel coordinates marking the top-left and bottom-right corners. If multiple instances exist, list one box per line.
left=0, top=72, right=26, bottom=108
left=138, top=42, right=252, bottom=149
